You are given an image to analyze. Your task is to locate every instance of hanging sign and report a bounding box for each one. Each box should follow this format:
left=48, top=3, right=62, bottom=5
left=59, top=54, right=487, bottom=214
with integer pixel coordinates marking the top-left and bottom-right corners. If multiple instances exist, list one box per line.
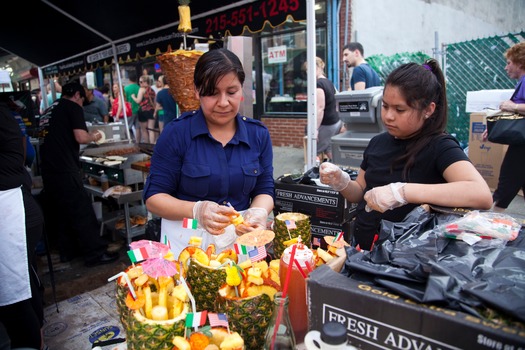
left=268, top=46, right=287, bottom=64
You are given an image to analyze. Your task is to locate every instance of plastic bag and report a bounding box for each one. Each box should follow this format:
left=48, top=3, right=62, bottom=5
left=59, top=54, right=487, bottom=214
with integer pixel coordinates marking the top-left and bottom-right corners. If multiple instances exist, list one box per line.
left=340, top=205, right=525, bottom=322
left=434, top=210, right=521, bottom=243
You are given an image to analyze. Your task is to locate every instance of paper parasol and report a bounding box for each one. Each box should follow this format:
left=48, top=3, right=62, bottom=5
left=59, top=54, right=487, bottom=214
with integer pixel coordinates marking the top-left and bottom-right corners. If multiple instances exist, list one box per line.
left=142, top=258, right=179, bottom=278
left=130, top=239, right=170, bottom=258
left=236, top=229, right=275, bottom=247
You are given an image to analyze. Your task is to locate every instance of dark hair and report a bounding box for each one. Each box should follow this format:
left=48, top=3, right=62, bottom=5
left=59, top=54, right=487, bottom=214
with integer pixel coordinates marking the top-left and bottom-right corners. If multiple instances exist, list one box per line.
left=343, top=42, right=364, bottom=56
left=194, top=48, right=245, bottom=96
left=385, top=58, right=447, bottom=179
left=128, top=71, right=138, bottom=83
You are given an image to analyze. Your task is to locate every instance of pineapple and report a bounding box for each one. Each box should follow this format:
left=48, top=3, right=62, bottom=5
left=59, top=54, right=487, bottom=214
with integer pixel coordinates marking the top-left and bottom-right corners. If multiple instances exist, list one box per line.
left=186, top=258, right=227, bottom=312
left=116, top=283, right=133, bottom=332
left=215, top=285, right=274, bottom=350
left=126, top=305, right=188, bottom=350
left=273, top=212, right=311, bottom=258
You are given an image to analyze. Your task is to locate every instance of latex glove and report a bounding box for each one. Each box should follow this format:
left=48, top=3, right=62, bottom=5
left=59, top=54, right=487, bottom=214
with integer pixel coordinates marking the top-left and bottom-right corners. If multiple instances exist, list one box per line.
left=319, top=162, right=350, bottom=191
left=193, top=201, right=236, bottom=235
left=235, top=207, right=268, bottom=236
left=364, top=182, right=408, bottom=213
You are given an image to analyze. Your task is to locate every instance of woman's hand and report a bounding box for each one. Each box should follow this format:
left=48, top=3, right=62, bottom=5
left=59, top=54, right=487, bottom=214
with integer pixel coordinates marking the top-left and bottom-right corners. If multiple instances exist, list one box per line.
left=234, top=207, right=268, bottom=236
left=193, top=201, right=236, bottom=235
left=364, top=182, right=407, bottom=212
left=319, top=162, right=350, bottom=191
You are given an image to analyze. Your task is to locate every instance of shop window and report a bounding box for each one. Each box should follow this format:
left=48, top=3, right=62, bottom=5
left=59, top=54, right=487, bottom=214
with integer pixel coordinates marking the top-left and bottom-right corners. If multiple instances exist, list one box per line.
left=251, top=0, right=327, bottom=115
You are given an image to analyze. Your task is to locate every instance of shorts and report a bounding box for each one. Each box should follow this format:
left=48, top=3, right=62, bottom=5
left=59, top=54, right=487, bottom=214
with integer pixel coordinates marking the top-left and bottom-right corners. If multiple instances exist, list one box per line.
left=138, top=109, right=154, bottom=122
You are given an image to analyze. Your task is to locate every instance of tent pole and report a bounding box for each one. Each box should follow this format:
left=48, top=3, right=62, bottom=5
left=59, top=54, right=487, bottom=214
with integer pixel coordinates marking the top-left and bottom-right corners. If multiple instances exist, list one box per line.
left=306, top=0, right=317, bottom=171
left=112, top=44, right=132, bottom=143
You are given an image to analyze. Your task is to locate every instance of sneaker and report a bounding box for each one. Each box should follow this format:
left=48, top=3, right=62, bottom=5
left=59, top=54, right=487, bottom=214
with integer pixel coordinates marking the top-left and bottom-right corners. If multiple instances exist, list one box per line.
left=85, top=251, right=119, bottom=267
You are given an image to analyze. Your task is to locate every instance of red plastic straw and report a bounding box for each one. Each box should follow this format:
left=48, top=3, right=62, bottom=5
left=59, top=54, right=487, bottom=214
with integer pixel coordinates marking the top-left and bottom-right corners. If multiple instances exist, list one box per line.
left=304, top=260, right=313, bottom=273
left=294, top=258, right=307, bottom=278
left=270, top=244, right=297, bottom=350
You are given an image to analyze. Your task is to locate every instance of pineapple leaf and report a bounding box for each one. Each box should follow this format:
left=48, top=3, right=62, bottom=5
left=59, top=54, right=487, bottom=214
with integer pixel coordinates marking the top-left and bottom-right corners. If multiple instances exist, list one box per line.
left=178, top=0, right=191, bottom=5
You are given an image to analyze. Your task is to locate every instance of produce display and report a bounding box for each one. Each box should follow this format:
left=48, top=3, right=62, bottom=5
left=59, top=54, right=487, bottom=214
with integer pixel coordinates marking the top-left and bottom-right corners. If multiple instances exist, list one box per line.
left=111, top=213, right=349, bottom=349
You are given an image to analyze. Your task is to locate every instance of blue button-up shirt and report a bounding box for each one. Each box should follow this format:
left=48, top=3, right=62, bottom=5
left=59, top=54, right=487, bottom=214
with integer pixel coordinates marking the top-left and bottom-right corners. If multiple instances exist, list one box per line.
left=143, top=109, right=274, bottom=210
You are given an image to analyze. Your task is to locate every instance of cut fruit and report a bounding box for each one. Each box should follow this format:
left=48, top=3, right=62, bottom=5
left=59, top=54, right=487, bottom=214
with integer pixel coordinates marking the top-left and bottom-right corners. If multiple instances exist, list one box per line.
left=317, top=247, right=334, bottom=263
left=244, top=284, right=279, bottom=300
left=216, top=249, right=238, bottom=264
left=178, top=246, right=210, bottom=273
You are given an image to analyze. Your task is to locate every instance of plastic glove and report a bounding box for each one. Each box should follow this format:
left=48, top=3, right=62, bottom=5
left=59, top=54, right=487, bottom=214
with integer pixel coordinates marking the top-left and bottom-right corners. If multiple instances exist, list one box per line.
left=193, top=201, right=236, bottom=235
left=319, top=162, right=350, bottom=191
left=235, top=207, right=268, bottom=236
left=364, top=182, right=408, bottom=213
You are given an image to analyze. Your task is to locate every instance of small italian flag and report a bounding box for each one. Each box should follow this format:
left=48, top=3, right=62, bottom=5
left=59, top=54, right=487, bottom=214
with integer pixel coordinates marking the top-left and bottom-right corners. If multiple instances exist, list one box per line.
left=332, top=231, right=344, bottom=243
left=182, top=218, right=198, bottom=229
left=233, top=243, right=253, bottom=255
left=186, top=311, right=208, bottom=328
left=127, top=247, right=149, bottom=263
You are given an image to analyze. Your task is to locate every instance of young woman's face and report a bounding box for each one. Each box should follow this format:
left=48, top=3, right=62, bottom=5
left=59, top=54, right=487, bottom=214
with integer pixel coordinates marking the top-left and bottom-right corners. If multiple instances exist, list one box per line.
left=381, top=85, right=431, bottom=139
left=197, top=72, right=243, bottom=125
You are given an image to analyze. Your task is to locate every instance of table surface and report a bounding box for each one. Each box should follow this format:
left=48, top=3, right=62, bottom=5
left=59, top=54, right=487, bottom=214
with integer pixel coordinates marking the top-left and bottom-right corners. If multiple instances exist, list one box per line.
left=131, top=160, right=150, bottom=173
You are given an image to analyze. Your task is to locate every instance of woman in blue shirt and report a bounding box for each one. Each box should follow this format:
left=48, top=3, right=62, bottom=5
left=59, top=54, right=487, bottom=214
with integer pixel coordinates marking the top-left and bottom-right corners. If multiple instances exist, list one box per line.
left=144, top=48, right=274, bottom=256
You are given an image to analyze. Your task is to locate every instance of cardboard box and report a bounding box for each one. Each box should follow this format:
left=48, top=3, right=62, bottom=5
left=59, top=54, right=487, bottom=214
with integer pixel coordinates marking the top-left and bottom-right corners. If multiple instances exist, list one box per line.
left=308, top=265, right=525, bottom=349
left=468, top=113, right=508, bottom=190
left=310, top=218, right=353, bottom=249
left=274, top=180, right=356, bottom=223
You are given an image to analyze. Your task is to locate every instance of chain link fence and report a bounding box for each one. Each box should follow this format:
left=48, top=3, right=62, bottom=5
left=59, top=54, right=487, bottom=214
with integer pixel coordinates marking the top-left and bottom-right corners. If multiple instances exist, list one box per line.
left=366, top=31, right=525, bottom=146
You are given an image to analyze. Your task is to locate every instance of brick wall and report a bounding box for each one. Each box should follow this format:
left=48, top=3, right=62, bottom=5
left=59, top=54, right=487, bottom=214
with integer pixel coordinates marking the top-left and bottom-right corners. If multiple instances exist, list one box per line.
left=262, top=117, right=307, bottom=148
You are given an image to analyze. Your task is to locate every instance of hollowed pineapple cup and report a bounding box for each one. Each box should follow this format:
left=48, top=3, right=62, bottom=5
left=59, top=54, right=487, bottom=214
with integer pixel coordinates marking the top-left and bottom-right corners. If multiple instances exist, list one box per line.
left=186, top=258, right=227, bottom=312
left=215, top=291, right=273, bottom=350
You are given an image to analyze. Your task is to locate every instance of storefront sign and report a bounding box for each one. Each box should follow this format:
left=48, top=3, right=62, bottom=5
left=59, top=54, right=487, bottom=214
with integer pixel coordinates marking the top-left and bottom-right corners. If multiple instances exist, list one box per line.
left=268, top=46, right=287, bottom=64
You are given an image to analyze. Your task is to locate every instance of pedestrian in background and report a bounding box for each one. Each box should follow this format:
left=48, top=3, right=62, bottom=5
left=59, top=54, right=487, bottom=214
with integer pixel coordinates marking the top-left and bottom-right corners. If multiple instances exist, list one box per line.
left=39, top=82, right=119, bottom=267
left=131, top=75, right=157, bottom=143
left=154, top=75, right=178, bottom=133
left=124, top=71, right=140, bottom=141
left=484, top=42, right=525, bottom=212
left=312, top=57, right=341, bottom=161
left=342, top=42, right=381, bottom=91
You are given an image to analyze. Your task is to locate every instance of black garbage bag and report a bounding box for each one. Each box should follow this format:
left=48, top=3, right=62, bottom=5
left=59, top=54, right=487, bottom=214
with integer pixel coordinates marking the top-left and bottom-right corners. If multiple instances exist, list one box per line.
left=340, top=205, right=525, bottom=323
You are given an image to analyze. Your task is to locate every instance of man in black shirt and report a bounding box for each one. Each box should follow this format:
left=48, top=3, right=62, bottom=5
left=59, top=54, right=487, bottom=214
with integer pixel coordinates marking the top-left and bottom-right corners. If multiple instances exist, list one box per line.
left=40, top=82, right=119, bottom=267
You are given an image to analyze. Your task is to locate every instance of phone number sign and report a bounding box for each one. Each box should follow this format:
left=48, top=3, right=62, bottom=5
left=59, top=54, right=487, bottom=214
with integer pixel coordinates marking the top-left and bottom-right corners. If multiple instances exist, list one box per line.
left=203, top=0, right=305, bottom=36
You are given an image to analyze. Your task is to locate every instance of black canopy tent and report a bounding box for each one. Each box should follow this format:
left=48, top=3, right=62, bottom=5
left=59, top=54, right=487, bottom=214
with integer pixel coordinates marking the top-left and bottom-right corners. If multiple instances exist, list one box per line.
left=0, top=0, right=305, bottom=140
left=1, top=0, right=318, bottom=168
left=1, top=0, right=306, bottom=76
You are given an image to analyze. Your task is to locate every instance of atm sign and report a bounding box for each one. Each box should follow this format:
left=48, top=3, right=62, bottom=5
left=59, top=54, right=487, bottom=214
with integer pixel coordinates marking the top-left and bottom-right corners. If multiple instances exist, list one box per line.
left=268, top=46, right=287, bottom=64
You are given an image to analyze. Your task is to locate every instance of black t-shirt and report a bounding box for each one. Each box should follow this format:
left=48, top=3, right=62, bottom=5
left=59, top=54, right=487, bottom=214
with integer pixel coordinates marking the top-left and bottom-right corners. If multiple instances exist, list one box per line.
left=353, top=132, right=470, bottom=248
left=316, top=77, right=340, bottom=126
left=40, top=98, right=87, bottom=174
left=0, top=102, right=43, bottom=228
left=0, top=102, right=32, bottom=191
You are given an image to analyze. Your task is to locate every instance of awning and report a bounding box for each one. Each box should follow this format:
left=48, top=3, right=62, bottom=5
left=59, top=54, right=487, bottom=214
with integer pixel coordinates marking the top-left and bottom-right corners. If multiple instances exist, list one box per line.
left=2, top=0, right=305, bottom=78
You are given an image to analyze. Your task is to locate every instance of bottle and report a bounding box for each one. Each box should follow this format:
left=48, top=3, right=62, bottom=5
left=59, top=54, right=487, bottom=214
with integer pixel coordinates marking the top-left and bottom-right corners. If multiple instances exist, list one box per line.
left=263, top=292, right=296, bottom=350
left=100, top=172, right=109, bottom=191
left=304, top=322, right=357, bottom=350
left=279, top=241, right=314, bottom=343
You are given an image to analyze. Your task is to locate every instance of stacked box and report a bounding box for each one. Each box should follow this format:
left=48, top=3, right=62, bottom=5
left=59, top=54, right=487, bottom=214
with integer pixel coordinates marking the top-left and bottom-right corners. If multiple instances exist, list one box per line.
left=274, top=179, right=357, bottom=246
left=308, top=265, right=525, bottom=349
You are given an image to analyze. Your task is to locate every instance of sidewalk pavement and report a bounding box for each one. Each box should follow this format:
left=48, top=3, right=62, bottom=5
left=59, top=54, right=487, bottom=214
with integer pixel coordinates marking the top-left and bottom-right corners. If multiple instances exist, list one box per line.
left=271, top=146, right=525, bottom=224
